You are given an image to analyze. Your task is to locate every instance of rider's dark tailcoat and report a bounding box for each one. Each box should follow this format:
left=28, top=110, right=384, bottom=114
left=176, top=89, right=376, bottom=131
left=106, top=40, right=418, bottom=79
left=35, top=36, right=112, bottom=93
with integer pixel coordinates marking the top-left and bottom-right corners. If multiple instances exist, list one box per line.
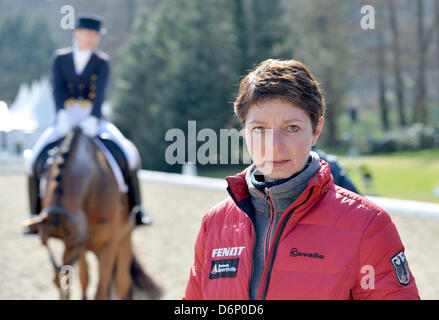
left=51, top=47, right=110, bottom=119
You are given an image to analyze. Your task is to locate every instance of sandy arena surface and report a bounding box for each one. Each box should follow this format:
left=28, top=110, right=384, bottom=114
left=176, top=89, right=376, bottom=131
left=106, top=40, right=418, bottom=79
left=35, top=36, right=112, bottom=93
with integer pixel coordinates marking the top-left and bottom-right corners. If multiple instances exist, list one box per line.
left=0, top=174, right=438, bottom=300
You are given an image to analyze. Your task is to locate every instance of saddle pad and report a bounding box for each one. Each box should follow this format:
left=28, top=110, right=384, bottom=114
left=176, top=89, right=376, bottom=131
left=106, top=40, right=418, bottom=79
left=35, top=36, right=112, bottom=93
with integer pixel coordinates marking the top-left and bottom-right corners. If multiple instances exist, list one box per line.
left=94, top=138, right=129, bottom=193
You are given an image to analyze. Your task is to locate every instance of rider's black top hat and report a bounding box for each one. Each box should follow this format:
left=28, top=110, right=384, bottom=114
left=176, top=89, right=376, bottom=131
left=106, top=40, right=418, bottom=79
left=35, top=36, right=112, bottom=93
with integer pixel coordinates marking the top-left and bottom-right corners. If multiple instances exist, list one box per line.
left=75, top=14, right=106, bottom=34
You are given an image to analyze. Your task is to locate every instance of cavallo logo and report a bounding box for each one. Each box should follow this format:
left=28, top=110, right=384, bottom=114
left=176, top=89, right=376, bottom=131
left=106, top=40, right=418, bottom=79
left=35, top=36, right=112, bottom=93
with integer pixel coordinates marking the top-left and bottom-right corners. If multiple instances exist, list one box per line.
left=290, top=248, right=324, bottom=259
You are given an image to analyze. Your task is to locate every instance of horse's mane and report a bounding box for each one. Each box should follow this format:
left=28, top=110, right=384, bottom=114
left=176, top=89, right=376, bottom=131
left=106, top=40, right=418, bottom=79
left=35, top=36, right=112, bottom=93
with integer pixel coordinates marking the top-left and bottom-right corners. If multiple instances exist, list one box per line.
left=52, top=129, right=82, bottom=206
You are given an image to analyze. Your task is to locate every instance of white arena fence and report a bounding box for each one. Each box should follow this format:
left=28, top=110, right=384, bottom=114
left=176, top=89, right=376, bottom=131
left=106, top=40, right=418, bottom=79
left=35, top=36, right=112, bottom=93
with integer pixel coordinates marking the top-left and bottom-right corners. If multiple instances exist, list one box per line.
left=0, top=158, right=437, bottom=220
left=139, top=169, right=439, bottom=220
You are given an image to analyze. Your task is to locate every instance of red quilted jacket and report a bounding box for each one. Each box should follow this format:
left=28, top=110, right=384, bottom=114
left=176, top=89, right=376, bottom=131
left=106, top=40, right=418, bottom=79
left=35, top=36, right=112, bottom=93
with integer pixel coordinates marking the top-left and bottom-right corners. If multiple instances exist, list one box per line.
left=184, top=161, right=420, bottom=300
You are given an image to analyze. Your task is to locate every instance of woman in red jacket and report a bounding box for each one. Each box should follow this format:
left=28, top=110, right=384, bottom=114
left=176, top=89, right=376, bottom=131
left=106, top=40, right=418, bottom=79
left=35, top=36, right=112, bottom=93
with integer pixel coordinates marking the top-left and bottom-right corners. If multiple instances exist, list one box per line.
left=184, top=59, right=420, bottom=300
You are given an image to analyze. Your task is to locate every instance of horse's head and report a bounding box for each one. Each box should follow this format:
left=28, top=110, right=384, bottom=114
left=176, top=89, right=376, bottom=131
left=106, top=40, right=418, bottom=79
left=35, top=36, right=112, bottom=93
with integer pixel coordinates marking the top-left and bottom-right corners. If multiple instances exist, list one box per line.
left=22, top=204, right=87, bottom=298
left=22, top=205, right=87, bottom=246
left=23, top=127, right=94, bottom=265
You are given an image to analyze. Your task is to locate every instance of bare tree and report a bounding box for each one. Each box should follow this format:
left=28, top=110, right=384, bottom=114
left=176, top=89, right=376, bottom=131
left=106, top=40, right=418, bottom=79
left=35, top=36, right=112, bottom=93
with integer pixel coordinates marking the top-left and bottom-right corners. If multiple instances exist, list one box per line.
left=316, top=0, right=348, bottom=147
left=376, top=19, right=390, bottom=131
left=436, top=0, right=439, bottom=97
left=413, top=0, right=435, bottom=124
left=388, top=0, right=407, bottom=127
left=413, top=0, right=427, bottom=123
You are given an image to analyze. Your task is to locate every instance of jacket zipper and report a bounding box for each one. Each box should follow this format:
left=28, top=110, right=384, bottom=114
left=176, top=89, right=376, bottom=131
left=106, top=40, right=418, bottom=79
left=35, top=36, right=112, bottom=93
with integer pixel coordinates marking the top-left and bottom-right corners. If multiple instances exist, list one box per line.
left=260, top=187, right=315, bottom=300
left=264, top=189, right=275, bottom=261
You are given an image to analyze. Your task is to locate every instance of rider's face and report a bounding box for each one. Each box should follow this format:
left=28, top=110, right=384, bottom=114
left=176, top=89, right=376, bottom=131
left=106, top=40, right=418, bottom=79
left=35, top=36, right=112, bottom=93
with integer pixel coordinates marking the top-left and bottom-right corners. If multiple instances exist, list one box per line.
left=73, top=28, right=100, bottom=51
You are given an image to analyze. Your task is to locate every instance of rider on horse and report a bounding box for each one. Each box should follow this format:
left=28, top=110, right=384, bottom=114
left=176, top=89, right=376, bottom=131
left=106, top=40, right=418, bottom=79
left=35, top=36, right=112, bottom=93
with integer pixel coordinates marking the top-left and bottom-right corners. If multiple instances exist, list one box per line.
left=25, top=14, right=152, bottom=233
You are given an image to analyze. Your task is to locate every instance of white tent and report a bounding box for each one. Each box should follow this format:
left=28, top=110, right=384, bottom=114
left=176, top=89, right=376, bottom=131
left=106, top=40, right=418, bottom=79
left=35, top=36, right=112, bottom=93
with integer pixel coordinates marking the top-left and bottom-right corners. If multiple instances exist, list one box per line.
left=9, top=76, right=55, bottom=131
left=8, top=82, right=30, bottom=116
left=2, top=76, right=55, bottom=154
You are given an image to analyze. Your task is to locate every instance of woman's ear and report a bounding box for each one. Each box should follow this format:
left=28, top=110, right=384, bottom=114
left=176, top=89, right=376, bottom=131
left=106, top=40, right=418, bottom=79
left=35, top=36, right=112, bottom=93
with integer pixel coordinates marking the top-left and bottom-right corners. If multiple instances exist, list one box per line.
left=312, top=117, right=325, bottom=146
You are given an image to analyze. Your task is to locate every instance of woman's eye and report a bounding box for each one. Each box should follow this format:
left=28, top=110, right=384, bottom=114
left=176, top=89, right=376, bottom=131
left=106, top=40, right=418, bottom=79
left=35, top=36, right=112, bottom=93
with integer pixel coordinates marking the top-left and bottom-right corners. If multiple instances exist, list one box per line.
left=253, top=127, right=265, bottom=134
left=287, top=125, right=299, bottom=132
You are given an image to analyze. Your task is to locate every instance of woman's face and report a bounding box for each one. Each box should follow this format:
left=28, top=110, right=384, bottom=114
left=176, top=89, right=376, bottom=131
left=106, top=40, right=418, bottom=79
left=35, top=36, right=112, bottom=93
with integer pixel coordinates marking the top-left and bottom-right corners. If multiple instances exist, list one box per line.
left=244, top=98, right=324, bottom=180
left=73, top=28, right=100, bottom=51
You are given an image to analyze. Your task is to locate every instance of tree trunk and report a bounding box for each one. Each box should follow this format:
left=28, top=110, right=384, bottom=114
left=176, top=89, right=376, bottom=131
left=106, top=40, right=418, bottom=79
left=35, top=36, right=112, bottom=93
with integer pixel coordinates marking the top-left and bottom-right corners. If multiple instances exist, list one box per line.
left=315, top=0, right=346, bottom=147
left=436, top=0, right=439, bottom=102
left=413, top=0, right=428, bottom=124
left=376, top=22, right=390, bottom=131
left=388, top=0, right=407, bottom=127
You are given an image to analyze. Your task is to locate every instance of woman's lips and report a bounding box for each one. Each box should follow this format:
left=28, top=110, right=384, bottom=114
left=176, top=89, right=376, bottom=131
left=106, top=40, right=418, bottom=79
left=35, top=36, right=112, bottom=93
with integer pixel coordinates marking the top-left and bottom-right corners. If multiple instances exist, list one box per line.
left=266, top=160, right=290, bottom=168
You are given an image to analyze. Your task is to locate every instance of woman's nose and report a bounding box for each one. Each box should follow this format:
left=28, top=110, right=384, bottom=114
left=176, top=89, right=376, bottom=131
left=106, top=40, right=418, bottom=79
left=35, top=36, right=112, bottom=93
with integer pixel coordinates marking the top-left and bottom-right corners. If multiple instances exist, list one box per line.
left=264, top=129, right=284, bottom=158
left=269, top=129, right=285, bottom=149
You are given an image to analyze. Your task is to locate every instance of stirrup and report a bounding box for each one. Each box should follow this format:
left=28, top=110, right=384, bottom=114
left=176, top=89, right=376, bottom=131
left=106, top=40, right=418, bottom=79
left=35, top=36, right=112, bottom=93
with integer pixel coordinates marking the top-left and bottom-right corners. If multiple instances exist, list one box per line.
left=131, top=206, right=153, bottom=226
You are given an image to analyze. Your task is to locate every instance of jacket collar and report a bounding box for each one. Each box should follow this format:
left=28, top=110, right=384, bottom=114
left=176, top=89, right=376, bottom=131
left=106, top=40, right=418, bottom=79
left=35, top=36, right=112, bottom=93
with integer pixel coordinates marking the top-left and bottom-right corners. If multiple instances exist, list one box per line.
left=225, top=160, right=333, bottom=209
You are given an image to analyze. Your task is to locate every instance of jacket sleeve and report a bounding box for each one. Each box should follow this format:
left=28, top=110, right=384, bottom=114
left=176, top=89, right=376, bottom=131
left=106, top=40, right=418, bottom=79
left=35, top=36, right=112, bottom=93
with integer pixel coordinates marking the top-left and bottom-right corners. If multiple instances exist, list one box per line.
left=91, top=58, right=110, bottom=118
left=183, top=215, right=207, bottom=300
left=51, top=54, right=68, bottom=113
left=351, top=211, right=420, bottom=299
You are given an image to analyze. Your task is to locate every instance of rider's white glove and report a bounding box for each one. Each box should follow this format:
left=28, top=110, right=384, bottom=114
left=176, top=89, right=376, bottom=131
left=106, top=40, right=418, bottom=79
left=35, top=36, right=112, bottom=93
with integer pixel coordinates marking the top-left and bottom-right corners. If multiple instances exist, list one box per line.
left=80, top=115, right=99, bottom=137
left=56, top=109, right=71, bottom=136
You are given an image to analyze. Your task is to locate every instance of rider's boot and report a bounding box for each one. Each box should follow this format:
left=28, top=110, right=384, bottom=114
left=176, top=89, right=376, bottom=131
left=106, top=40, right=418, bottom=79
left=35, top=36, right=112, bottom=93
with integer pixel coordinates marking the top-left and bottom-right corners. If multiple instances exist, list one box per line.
left=23, top=174, right=41, bottom=235
left=127, top=168, right=153, bottom=226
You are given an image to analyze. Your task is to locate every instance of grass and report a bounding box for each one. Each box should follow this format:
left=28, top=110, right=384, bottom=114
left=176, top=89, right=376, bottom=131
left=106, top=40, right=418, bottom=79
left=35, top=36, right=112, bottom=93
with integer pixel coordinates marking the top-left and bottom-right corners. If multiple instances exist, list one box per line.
left=338, top=150, right=439, bottom=203
left=197, top=150, right=439, bottom=204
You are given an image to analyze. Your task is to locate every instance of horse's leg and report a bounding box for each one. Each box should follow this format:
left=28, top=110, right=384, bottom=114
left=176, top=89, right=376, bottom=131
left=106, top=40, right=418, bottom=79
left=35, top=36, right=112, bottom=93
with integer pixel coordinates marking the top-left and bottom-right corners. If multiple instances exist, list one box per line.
left=52, top=271, right=64, bottom=300
left=95, top=240, right=118, bottom=300
left=60, top=289, right=70, bottom=300
left=78, top=251, right=89, bottom=299
left=115, top=231, right=133, bottom=299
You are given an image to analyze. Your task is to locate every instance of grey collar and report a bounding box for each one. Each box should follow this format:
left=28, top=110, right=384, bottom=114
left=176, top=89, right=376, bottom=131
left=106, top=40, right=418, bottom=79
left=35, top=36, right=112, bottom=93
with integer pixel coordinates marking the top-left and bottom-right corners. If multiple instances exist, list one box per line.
left=245, top=151, right=321, bottom=210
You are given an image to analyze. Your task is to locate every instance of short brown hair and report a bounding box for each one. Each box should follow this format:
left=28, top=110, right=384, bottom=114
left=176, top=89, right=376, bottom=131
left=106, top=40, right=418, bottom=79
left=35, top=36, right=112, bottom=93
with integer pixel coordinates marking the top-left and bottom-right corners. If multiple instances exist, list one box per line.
left=234, top=59, right=326, bottom=132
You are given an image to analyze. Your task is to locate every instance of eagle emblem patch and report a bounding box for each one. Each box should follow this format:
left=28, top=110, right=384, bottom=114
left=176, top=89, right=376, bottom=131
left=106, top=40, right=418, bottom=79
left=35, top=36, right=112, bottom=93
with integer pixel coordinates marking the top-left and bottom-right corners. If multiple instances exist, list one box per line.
left=390, top=251, right=410, bottom=286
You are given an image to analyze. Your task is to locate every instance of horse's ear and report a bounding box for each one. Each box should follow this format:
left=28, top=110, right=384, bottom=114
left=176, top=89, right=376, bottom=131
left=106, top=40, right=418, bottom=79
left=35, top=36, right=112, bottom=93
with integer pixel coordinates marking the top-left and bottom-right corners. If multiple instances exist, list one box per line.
left=22, top=212, right=48, bottom=233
